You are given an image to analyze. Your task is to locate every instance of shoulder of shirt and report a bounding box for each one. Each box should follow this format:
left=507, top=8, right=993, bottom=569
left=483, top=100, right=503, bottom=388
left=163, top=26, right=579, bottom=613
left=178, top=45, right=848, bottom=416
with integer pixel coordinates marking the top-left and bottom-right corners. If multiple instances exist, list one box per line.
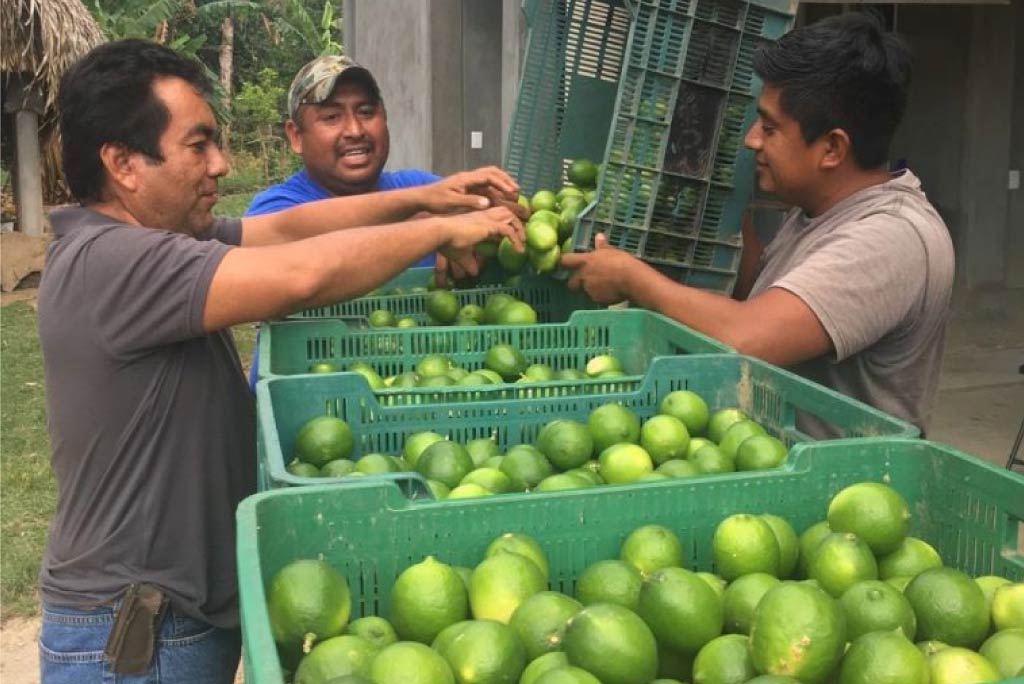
left=244, top=170, right=321, bottom=216
left=378, top=169, right=441, bottom=189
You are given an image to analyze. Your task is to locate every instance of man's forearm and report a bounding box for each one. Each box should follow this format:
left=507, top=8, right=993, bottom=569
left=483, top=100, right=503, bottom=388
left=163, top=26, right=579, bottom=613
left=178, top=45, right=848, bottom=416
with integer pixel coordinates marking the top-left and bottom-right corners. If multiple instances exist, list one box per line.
left=624, top=263, right=749, bottom=347
left=239, top=186, right=429, bottom=246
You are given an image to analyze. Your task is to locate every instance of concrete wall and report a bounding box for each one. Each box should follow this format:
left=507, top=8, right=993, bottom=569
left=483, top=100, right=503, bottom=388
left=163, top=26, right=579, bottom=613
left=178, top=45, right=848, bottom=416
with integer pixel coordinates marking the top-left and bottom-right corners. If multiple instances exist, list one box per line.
left=344, top=0, right=515, bottom=176
left=1006, top=0, right=1024, bottom=289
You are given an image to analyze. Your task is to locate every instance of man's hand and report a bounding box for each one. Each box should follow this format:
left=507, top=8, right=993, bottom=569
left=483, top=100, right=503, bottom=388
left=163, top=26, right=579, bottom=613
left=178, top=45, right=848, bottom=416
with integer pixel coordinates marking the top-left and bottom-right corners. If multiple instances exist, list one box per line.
left=438, top=206, right=524, bottom=277
left=559, top=233, right=639, bottom=304
left=419, top=167, right=529, bottom=219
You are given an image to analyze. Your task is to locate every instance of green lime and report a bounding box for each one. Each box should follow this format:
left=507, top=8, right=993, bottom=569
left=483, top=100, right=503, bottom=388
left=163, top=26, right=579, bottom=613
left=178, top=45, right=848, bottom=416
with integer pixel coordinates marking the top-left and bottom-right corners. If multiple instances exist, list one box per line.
left=523, top=364, right=555, bottom=382
left=531, top=190, right=558, bottom=213
left=535, top=473, right=591, bottom=491
left=528, top=245, right=561, bottom=273
left=483, top=293, right=516, bottom=323
left=827, top=482, right=910, bottom=556
left=389, top=556, right=468, bottom=644
left=355, top=453, right=398, bottom=474
left=562, top=603, right=658, bottom=684
left=808, top=532, right=879, bottom=598
left=415, top=440, right=474, bottom=489
left=527, top=220, right=559, bottom=252
left=717, top=419, right=766, bottom=459
left=749, top=582, right=846, bottom=683
left=638, top=566, right=724, bottom=653
left=465, top=438, right=500, bottom=466
left=567, top=159, right=599, bottom=188
left=686, top=437, right=714, bottom=459
left=287, top=460, right=321, bottom=478
left=691, top=634, right=757, bottom=684
left=760, top=514, right=799, bottom=579
left=905, top=567, right=990, bottom=648
left=485, top=344, right=528, bottom=381
left=659, top=387, right=708, bottom=436
left=495, top=301, right=538, bottom=325
left=498, top=237, right=527, bottom=273
left=425, top=290, right=460, bottom=325
left=991, top=582, right=1024, bottom=631
left=391, top=372, right=421, bottom=388
left=690, top=444, right=735, bottom=474
left=349, top=365, right=385, bottom=390
left=485, top=532, right=549, bottom=578
left=587, top=403, right=641, bottom=452
left=469, top=550, right=546, bottom=624
left=402, top=431, right=446, bottom=467
left=320, top=459, right=355, bottom=478
left=294, top=416, right=354, bottom=468
left=509, top=591, right=583, bottom=659
left=598, top=443, right=654, bottom=484
left=877, top=538, right=942, bottom=580
left=584, top=354, right=623, bottom=377
left=309, top=361, right=339, bottom=373
left=368, top=309, right=396, bottom=328
left=707, top=408, right=747, bottom=444
left=346, top=616, right=397, bottom=649
left=620, top=524, right=684, bottom=576
left=722, top=572, right=780, bottom=635
left=976, top=575, right=1012, bottom=610
left=500, top=445, right=553, bottom=491
left=460, top=467, right=513, bottom=493
left=425, top=479, right=450, bottom=499
left=696, top=572, right=728, bottom=599
left=840, top=579, right=917, bottom=641
left=457, top=304, right=486, bottom=324
left=415, top=354, right=453, bottom=379
left=433, top=619, right=527, bottom=684
left=396, top=317, right=418, bottom=328
left=838, top=630, right=929, bottom=684
left=979, top=627, right=1024, bottom=679
left=926, top=647, right=1000, bottom=684
left=446, top=483, right=492, bottom=499
left=712, top=514, right=780, bottom=581
left=268, top=559, right=351, bottom=655
left=536, top=419, right=594, bottom=470
left=534, top=666, right=600, bottom=684
left=656, top=459, right=699, bottom=478
left=640, top=415, right=691, bottom=464
left=371, top=641, right=454, bottom=684
left=797, top=521, right=832, bottom=579
left=575, top=560, right=642, bottom=610
left=520, top=652, right=570, bottom=684
left=294, top=634, right=377, bottom=684
left=736, top=435, right=788, bottom=471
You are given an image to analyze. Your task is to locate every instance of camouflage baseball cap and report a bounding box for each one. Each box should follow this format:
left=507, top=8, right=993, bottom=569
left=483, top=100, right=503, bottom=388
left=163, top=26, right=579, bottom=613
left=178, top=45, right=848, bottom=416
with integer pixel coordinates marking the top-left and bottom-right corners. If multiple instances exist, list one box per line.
left=287, top=55, right=381, bottom=120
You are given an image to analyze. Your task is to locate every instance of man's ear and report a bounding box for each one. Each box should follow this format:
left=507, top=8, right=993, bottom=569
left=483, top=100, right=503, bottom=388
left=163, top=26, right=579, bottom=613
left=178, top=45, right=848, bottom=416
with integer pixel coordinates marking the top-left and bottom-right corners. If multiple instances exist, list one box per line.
left=284, top=119, right=303, bottom=154
left=98, top=142, right=140, bottom=193
left=819, top=128, right=851, bottom=171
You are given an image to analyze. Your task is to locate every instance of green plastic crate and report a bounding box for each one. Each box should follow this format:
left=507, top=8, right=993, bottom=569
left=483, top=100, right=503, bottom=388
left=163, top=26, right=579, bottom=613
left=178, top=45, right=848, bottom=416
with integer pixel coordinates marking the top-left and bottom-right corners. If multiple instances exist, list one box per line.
left=255, top=353, right=918, bottom=489
left=285, top=267, right=598, bottom=324
left=576, top=0, right=796, bottom=293
left=258, top=308, right=729, bottom=380
left=505, top=0, right=635, bottom=196
left=237, top=439, right=1024, bottom=684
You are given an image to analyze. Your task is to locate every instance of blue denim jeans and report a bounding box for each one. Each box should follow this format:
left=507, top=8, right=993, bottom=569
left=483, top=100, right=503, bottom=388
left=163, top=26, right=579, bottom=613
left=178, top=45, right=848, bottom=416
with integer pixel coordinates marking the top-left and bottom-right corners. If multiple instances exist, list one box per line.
left=39, top=601, right=240, bottom=684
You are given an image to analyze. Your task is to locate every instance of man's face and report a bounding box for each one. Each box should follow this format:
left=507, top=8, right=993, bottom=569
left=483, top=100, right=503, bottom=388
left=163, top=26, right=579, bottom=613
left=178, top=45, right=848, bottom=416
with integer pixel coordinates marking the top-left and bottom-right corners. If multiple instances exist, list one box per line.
left=286, top=79, right=390, bottom=196
left=130, top=76, right=228, bottom=236
left=743, top=84, right=823, bottom=207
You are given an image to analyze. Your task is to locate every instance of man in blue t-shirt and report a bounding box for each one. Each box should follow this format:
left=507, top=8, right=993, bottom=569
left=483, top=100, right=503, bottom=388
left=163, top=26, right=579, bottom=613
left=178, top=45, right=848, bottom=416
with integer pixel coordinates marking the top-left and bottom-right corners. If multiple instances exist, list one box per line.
left=245, top=56, right=439, bottom=385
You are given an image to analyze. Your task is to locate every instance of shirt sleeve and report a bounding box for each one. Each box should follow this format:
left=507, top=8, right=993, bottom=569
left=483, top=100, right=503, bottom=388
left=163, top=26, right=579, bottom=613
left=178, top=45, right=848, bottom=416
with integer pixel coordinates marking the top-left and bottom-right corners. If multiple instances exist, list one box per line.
left=767, top=216, right=928, bottom=361
left=244, top=187, right=299, bottom=217
left=203, top=218, right=243, bottom=246
left=84, top=227, right=234, bottom=355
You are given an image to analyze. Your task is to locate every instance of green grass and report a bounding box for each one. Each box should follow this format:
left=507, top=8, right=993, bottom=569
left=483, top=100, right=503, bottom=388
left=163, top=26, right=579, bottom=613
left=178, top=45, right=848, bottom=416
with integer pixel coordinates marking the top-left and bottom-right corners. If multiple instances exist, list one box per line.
left=1, top=302, right=55, bottom=619
left=0, top=301, right=259, bottom=619
left=215, top=191, right=257, bottom=219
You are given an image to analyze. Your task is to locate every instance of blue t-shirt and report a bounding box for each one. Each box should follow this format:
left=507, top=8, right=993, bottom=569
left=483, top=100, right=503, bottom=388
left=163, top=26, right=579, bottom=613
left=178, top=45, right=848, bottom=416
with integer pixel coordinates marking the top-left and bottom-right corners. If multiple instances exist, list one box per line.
left=245, top=168, right=440, bottom=389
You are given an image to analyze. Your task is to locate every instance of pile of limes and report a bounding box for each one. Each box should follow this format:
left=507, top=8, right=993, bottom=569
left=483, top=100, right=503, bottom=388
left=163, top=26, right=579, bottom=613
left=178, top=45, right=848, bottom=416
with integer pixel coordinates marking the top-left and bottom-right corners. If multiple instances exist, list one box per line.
left=353, top=290, right=542, bottom=330
left=286, top=392, right=788, bottom=485
left=265, top=481, right=1024, bottom=684
left=312, top=349, right=630, bottom=394
left=479, top=158, right=599, bottom=277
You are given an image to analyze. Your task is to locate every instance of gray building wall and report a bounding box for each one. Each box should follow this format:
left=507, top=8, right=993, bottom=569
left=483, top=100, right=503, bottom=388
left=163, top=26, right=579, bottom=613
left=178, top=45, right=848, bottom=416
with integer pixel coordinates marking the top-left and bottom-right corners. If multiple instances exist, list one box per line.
left=343, top=0, right=517, bottom=176
left=1006, top=0, right=1024, bottom=289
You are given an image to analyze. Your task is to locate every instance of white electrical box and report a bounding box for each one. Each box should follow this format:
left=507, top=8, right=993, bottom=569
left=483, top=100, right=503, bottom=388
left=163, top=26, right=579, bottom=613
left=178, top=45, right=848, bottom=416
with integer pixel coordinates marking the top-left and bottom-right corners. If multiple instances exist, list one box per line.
left=1010, top=169, right=1020, bottom=191
left=470, top=131, right=483, bottom=149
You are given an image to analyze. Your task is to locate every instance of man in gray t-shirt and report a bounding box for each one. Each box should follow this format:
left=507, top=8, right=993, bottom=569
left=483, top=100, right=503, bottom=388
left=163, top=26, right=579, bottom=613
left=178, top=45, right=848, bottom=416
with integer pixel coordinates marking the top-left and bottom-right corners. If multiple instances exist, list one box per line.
left=561, top=14, right=954, bottom=436
left=39, top=39, right=525, bottom=683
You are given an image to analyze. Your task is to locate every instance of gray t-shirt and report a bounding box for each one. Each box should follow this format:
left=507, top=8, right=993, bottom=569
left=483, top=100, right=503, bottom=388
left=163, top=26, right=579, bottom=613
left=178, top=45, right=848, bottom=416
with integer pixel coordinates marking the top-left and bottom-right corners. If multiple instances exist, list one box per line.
left=37, top=207, right=255, bottom=628
left=749, top=170, right=954, bottom=436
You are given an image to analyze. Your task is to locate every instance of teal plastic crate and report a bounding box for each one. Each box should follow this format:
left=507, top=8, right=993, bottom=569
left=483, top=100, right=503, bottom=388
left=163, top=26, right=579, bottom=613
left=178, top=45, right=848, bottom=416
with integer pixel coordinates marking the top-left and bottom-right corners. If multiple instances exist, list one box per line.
left=576, top=0, right=796, bottom=293
left=255, top=353, right=918, bottom=489
left=258, top=308, right=729, bottom=380
left=505, top=0, right=635, bottom=196
left=285, top=268, right=598, bottom=324
left=237, top=439, right=1024, bottom=684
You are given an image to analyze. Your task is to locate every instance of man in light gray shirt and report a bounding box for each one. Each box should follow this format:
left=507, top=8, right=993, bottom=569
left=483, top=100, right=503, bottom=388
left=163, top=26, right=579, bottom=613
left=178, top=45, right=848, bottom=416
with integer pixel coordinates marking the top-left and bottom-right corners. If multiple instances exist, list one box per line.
left=561, top=13, right=954, bottom=436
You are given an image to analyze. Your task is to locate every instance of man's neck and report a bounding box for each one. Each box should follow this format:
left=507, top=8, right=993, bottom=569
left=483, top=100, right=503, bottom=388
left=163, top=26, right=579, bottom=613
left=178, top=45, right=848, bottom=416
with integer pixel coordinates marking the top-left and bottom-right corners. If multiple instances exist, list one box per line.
left=802, top=167, right=894, bottom=218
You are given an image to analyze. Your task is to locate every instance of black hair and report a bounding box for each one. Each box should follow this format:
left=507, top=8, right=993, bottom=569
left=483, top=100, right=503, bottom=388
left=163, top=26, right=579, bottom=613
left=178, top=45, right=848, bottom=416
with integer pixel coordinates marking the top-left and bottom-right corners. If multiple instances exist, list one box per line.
left=58, top=39, right=212, bottom=202
left=753, top=12, right=912, bottom=169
